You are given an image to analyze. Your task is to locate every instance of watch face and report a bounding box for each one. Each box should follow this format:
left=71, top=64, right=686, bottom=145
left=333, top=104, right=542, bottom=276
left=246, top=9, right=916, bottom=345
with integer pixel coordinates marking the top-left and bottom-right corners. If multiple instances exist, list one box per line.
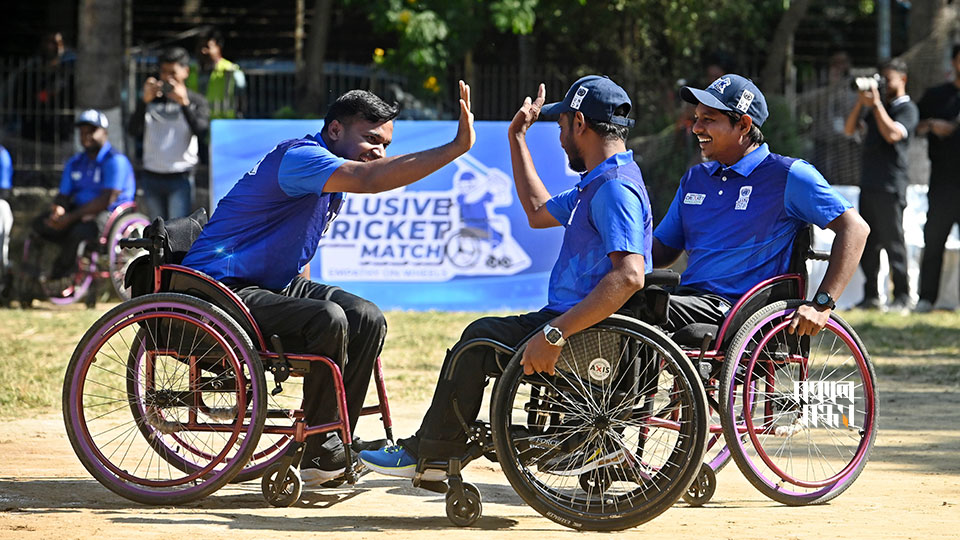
left=815, top=292, right=831, bottom=306
left=546, top=328, right=562, bottom=344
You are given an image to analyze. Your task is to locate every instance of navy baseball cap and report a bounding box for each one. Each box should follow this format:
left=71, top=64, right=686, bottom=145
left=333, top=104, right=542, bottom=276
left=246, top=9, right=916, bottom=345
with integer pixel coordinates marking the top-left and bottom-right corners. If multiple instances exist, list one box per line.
left=680, top=74, right=769, bottom=127
left=75, top=109, right=108, bottom=129
left=540, top=75, right=635, bottom=127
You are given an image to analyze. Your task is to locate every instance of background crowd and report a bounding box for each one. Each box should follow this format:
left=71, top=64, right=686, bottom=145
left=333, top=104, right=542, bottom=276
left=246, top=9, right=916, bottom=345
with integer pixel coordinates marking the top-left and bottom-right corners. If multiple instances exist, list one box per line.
left=1, top=0, right=959, bottom=312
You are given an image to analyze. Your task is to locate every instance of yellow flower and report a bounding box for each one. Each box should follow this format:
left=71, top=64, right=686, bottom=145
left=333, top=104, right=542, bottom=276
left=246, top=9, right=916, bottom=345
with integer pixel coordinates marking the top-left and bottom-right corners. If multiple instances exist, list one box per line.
left=423, top=76, right=439, bottom=92
left=374, top=47, right=385, bottom=58
left=398, top=9, right=412, bottom=24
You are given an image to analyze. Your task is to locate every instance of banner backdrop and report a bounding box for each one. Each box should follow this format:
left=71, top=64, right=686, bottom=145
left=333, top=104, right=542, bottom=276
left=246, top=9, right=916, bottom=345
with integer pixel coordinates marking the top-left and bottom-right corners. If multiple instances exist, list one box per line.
left=210, top=120, right=581, bottom=311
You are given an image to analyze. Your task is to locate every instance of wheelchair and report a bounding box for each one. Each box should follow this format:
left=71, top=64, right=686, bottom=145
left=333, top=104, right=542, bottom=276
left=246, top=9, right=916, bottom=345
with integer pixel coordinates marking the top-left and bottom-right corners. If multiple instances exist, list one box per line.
left=669, top=226, right=878, bottom=507
left=62, top=211, right=394, bottom=506
left=403, top=271, right=710, bottom=531
left=18, top=202, right=150, bottom=307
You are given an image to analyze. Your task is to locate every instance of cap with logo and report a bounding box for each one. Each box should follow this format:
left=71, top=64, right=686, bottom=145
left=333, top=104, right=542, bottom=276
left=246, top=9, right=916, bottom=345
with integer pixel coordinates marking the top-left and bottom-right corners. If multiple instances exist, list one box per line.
left=539, top=75, right=635, bottom=127
left=680, top=74, right=769, bottom=127
left=75, top=109, right=109, bottom=129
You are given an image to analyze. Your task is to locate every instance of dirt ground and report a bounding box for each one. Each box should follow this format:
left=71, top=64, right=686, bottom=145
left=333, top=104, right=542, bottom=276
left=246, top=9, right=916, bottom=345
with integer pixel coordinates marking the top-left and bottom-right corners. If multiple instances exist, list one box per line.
left=1, top=379, right=958, bottom=540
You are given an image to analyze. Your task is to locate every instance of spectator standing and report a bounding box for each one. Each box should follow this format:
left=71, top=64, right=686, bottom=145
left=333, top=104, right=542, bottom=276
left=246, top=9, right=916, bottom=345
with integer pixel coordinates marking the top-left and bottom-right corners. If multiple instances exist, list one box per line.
left=844, top=58, right=919, bottom=312
left=0, top=143, right=12, bottom=305
left=915, top=45, right=960, bottom=313
left=188, top=29, right=245, bottom=119
left=129, top=47, right=209, bottom=220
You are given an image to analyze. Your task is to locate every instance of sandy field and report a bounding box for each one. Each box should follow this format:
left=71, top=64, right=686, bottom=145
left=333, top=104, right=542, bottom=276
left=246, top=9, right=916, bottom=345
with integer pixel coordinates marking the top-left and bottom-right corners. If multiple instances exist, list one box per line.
left=1, top=378, right=958, bottom=540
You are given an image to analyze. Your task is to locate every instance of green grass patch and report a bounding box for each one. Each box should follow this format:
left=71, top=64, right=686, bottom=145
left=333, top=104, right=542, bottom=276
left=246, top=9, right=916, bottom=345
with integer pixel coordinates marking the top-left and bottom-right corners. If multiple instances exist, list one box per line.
left=1, top=304, right=956, bottom=418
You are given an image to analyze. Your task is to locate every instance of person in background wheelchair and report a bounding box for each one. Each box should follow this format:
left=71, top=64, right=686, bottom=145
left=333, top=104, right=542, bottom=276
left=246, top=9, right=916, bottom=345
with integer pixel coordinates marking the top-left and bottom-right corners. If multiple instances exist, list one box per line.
left=29, top=109, right=135, bottom=291
left=360, top=76, right=654, bottom=480
left=180, top=82, right=476, bottom=486
left=652, top=75, right=870, bottom=335
left=0, top=143, right=12, bottom=305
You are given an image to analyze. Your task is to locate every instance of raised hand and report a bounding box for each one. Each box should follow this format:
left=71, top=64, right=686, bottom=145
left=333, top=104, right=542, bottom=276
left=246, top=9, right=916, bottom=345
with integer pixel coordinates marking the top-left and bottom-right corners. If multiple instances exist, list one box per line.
left=454, top=80, right=475, bottom=153
left=509, top=83, right=546, bottom=136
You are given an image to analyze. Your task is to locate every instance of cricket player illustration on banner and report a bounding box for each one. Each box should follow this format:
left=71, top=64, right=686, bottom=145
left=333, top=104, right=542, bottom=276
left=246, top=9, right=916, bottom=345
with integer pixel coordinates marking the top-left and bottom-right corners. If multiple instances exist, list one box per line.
left=319, top=152, right=531, bottom=282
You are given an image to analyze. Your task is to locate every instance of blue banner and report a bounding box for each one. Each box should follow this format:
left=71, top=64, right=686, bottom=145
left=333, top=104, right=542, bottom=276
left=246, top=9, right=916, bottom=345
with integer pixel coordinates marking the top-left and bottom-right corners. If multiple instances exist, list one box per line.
left=210, top=120, right=579, bottom=311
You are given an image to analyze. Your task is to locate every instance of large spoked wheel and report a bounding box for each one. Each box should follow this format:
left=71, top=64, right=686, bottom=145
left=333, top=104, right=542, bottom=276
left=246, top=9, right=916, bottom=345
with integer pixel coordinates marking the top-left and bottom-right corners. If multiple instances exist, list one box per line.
left=63, top=293, right=268, bottom=505
left=107, top=211, right=150, bottom=301
left=491, top=314, right=708, bottom=531
left=718, top=300, right=878, bottom=506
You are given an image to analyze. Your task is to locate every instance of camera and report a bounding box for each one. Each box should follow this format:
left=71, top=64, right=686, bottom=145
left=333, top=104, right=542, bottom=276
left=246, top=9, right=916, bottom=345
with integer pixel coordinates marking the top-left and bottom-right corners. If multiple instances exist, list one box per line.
left=161, top=81, right=174, bottom=94
left=850, top=73, right=883, bottom=93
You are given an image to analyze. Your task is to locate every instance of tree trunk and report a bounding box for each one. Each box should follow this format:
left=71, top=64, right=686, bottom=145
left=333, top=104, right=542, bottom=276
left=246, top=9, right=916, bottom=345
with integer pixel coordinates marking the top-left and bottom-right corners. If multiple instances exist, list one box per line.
left=296, top=0, right=333, bottom=116
left=760, top=0, right=813, bottom=94
left=77, top=0, right=124, bottom=149
left=902, top=0, right=959, bottom=97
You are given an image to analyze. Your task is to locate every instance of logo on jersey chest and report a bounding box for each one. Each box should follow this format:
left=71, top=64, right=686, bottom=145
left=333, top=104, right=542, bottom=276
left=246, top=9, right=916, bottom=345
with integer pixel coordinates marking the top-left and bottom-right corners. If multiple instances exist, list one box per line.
left=683, top=192, right=706, bottom=205
left=735, top=186, right=753, bottom=210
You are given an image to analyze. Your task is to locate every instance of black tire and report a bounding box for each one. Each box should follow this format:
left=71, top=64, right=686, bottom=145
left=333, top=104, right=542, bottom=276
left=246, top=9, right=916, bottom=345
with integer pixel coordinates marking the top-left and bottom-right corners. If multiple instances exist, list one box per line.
left=490, top=314, right=707, bottom=531
left=718, top=300, right=878, bottom=506
left=64, top=293, right=267, bottom=505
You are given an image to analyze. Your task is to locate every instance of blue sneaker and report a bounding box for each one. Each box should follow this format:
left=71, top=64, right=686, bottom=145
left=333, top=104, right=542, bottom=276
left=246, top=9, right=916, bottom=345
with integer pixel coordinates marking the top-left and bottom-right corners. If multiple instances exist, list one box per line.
left=359, top=444, right=445, bottom=481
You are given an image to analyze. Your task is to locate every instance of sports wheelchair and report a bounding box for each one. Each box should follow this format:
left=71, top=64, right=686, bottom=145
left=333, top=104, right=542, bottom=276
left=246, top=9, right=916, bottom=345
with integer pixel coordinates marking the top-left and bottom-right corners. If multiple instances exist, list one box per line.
left=18, top=202, right=149, bottom=307
left=403, top=271, right=710, bottom=531
left=62, top=210, right=394, bottom=506
left=671, top=226, right=878, bottom=507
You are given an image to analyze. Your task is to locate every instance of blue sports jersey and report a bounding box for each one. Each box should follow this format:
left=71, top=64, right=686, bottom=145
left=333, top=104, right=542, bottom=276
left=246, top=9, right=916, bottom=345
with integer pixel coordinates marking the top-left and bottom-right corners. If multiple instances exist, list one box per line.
left=544, top=151, right=652, bottom=312
left=59, top=142, right=135, bottom=211
left=0, top=145, right=11, bottom=191
left=182, top=133, right=346, bottom=290
left=654, top=144, right=851, bottom=301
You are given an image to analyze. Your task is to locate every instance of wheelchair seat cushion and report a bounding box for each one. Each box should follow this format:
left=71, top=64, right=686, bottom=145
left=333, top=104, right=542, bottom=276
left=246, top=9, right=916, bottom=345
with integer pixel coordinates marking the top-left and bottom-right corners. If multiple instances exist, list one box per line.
left=671, top=323, right=718, bottom=348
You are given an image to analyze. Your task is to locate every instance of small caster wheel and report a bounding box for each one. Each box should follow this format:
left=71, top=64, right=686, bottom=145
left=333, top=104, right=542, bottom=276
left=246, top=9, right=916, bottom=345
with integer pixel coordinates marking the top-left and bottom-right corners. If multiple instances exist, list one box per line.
left=579, top=470, right=612, bottom=494
left=682, top=463, right=717, bottom=507
left=445, top=482, right=482, bottom=527
left=261, top=463, right=302, bottom=507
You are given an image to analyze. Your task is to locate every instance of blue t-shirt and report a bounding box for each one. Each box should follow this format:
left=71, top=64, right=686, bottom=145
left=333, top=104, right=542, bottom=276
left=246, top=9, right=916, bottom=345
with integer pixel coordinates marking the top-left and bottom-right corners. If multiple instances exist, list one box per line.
left=0, top=145, right=11, bottom=191
left=182, top=132, right=347, bottom=290
left=59, top=142, right=136, bottom=211
left=543, top=151, right=652, bottom=312
left=654, top=144, right=851, bottom=301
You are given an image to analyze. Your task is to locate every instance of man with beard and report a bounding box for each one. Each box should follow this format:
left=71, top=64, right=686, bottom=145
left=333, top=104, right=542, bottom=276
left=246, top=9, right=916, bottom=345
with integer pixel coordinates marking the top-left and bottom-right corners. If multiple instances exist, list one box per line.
left=844, top=58, right=918, bottom=312
left=29, top=109, right=135, bottom=289
left=359, top=75, right=654, bottom=480
left=182, top=83, right=475, bottom=486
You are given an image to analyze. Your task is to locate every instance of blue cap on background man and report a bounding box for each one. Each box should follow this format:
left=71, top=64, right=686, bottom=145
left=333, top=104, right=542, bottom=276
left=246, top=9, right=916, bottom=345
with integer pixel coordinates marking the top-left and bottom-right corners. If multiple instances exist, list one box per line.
left=680, top=74, right=769, bottom=127
left=75, top=109, right=109, bottom=129
left=540, top=75, right=635, bottom=128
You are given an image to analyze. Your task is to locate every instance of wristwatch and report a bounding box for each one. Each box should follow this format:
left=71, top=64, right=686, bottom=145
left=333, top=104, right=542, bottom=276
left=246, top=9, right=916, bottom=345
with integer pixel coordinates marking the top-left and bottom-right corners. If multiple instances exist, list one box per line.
left=813, top=291, right=836, bottom=310
left=542, top=324, right=566, bottom=347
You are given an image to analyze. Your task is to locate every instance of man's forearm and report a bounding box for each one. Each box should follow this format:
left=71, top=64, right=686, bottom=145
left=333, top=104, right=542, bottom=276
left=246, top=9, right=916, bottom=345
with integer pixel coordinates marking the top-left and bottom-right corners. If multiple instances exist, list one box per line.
left=509, top=131, right=553, bottom=221
left=333, top=141, right=466, bottom=194
left=550, top=263, right=645, bottom=339
left=818, top=212, right=869, bottom=300
left=871, top=103, right=904, bottom=143
left=844, top=102, right=863, bottom=136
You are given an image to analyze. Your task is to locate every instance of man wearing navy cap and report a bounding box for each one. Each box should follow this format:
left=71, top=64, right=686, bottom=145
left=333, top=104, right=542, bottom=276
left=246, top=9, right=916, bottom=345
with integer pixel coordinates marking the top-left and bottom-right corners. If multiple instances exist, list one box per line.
left=361, top=75, right=654, bottom=481
left=29, top=109, right=136, bottom=285
left=654, top=75, right=870, bottom=335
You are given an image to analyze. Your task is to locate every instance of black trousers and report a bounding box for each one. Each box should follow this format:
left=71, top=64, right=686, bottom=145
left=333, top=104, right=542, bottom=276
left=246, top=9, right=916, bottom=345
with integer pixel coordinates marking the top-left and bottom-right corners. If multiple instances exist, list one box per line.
left=31, top=211, right=106, bottom=278
left=400, top=287, right=731, bottom=461
left=232, top=277, right=387, bottom=456
left=858, top=190, right=910, bottom=301
left=919, top=183, right=960, bottom=304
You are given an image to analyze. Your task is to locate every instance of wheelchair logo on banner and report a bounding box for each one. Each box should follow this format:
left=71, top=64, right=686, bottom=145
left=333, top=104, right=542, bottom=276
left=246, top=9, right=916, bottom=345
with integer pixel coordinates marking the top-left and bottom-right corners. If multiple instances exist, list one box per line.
left=793, top=381, right=856, bottom=429
left=319, top=154, right=532, bottom=282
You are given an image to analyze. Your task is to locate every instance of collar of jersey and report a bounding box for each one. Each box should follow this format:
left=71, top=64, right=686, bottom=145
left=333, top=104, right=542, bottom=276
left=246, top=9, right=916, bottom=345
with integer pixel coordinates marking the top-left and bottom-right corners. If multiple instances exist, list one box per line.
left=706, top=143, right=769, bottom=179
left=308, top=131, right=333, bottom=151
left=81, top=141, right=112, bottom=165
left=576, top=150, right=634, bottom=190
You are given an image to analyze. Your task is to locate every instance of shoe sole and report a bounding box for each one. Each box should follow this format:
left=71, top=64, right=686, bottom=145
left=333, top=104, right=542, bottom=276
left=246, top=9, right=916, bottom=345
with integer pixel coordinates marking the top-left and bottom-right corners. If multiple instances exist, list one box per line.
left=359, top=457, right=446, bottom=482
left=301, top=460, right=364, bottom=486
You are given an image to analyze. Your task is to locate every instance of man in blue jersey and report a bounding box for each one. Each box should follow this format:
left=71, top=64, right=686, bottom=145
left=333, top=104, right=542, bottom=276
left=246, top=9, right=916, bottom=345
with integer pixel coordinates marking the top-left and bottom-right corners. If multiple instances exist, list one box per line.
left=360, top=75, right=654, bottom=481
left=182, top=82, right=476, bottom=486
left=30, top=109, right=136, bottom=284
left=653, top=75, right=870, bottom=336
left=0, top=143, right=12, bottom=305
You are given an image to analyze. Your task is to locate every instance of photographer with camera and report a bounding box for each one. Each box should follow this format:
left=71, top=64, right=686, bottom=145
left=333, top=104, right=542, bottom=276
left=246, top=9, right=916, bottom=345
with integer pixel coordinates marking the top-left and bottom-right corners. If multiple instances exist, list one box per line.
left=128, top=47, right=210, bottom=220
left=844, top=58, right=918, bottom=312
